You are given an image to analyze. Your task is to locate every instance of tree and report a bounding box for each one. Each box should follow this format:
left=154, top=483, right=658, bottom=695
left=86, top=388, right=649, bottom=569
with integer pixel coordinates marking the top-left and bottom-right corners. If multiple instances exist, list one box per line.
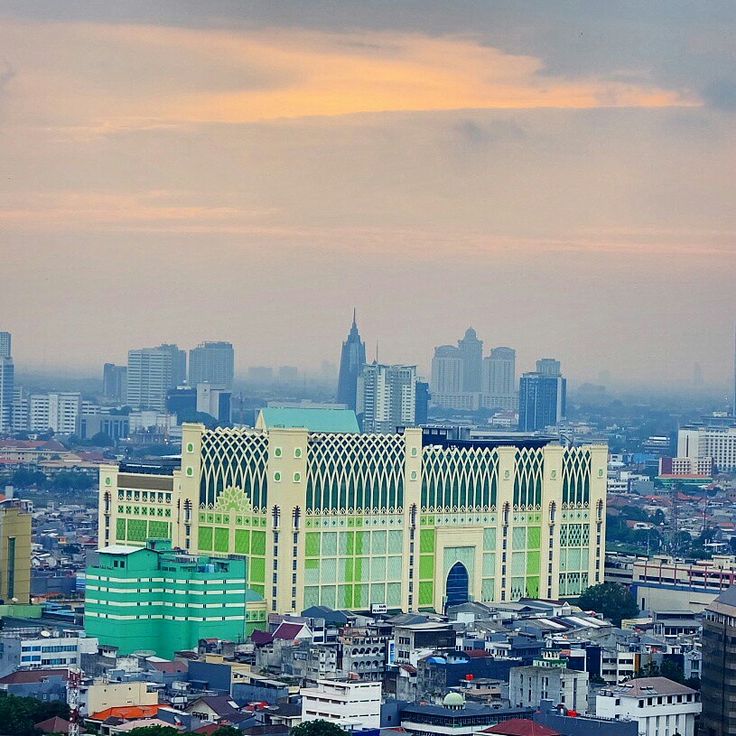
left=578, top=582, right=639, bottom=626
left=211, top=727, right=241, bottom=736
left=125, top=727, right=182, bottom=736
left=0, top=693, right=69, bottom=736
left=290, top=721, right=347, bottom=736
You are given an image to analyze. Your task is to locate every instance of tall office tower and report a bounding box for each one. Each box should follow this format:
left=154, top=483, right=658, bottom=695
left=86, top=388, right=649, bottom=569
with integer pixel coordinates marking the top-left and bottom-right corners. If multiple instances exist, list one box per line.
left=336, top=310, right=366, bottom=411
left=458, top=327, right=483, bottom=392
left=196, top=383, right=232, bottom=425
left=702, top=588, right=736, bottom=736
left=29, top=392, right=83, bottom=435
left=431, top=345, right=463, bottom=395
left=357, top=363, right=417, bottom=433
left=102, top=363, right=128, bottom=402
left=100, top=423, right=607, bottom=615
left=0, top=498, right=31, bottom=604
left=127, top=345, right=183, bottom=411
left=0, top=332, right=14, bottom=433
left=482, top=347, right=516, bottom=410
left=160, top=344, right=187, bottom=386
left=189, top=341, right=234, bottom=389
left=415, top=381, right=430, bottom=425
left=518, top=370, right=567, bottom=431
left=11, top=387, right=29, bottom=432
left=536, top=358, right=561, bottom=377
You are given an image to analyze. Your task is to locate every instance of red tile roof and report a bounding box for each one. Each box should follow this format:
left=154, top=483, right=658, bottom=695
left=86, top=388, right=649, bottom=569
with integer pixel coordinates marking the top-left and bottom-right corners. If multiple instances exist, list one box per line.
left=89, top=706, right=159, bottom=722
left=0, top=669, right=69, bottom=684
left=35, top=717, right=71, bottom=734
left=482, top=719, right=561, bottom=736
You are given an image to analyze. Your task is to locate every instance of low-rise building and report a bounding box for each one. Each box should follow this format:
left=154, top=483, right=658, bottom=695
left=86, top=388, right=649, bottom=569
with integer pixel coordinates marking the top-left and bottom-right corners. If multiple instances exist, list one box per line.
left=300, top=679, right=381, bottom=730
left=509, top=662, right=588, bottom=713
left=0, top=629, right=98, bottom=677
left=596, top=677, right=700, bottom=736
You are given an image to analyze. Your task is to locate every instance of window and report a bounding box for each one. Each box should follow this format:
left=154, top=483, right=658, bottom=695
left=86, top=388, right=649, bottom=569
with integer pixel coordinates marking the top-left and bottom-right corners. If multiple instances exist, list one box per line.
left=294, top=447, right=303, bottom=458
left=273, top=471, right=282, bottom=482
left=274, top=447, right=283, bottom=457
left=293, top=472, right=301, bottom=483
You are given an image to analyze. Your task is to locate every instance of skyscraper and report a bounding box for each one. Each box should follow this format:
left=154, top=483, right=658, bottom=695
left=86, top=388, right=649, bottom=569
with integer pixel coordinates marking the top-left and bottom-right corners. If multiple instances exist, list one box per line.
left=458, top=327, right=483, bottom=392
left=357, top=363, right=417, bottom=433
left=482, top=347, right=516, bottom=410
left=189, top=341, right=235, bottom=389
left=536, top=358, right=561, bottom=377
left=0, top=332, right=14, bottom=433
left=336, top=310, right=366, bottom=410
left=430, top=345, right=463, bottom=395
left=102, top=363, right=127, bottom=402
left=519, top=366, right=567, bottom=432
left=127, top=345, right=184, bottom=411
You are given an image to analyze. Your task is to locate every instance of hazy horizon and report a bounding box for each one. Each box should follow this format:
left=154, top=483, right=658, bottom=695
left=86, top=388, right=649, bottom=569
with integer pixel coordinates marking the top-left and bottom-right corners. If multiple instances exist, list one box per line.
left=2, top=2, right=735, bottom=387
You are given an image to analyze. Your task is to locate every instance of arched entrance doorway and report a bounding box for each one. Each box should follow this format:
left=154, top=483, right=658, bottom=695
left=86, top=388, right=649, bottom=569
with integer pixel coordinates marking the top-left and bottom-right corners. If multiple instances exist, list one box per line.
left=445, top=561, right=469, bottom=609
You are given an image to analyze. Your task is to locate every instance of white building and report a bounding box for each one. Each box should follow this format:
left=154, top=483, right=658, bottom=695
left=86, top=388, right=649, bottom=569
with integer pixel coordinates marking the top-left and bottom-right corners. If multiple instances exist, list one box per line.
left=195, top=383, right=231, bottom=424
left=29, top=392, right=82, bottom=435
left=300, top=678, right=381, bottom=731
left=596, top=677, right=700, bottom=736
left=509, top=663, right=589, bottom=713
left=678, top=426, right=736, bottom=472
left=127, top=345, right=185, bottom=412
left=357, top=363, right=416, bottom=433
left=481, top=347, right=517, bottom=411
left=0, top=630, right=98, bottom=678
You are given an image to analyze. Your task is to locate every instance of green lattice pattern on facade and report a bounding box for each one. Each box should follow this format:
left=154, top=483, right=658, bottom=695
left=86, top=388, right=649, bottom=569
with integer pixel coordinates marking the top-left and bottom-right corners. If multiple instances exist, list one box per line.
left=558, top=522, right=590, bottom=596
left=513, top=449, right=544, bottom=507
left=306, top=434, right=405, bottom=512
left=421, top=446, right=498, bottom=509
left=509, top=522, right=542, bottom=599
left=562, top=448, right=591, bottom=504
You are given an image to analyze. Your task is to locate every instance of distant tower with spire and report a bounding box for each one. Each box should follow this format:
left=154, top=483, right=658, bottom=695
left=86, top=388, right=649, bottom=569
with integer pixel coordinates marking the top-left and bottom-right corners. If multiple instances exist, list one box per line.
left=336, top=309, right=367, bottom=411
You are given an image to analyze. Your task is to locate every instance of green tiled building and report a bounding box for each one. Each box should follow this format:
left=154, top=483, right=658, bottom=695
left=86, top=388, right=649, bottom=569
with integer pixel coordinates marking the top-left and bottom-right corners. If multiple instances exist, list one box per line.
left=84, top=539, right=265, bottom=657
left=98, top=419, right=607, bottom=616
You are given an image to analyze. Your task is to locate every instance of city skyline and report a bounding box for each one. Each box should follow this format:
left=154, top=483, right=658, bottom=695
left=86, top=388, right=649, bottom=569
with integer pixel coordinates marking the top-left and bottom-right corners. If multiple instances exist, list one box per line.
left=1, top=2, right=735, bottom=387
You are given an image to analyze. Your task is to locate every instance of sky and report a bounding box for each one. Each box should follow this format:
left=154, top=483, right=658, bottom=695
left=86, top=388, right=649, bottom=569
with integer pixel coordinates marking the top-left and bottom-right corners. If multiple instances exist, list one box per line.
left=1, top=1, right=735, bottom=388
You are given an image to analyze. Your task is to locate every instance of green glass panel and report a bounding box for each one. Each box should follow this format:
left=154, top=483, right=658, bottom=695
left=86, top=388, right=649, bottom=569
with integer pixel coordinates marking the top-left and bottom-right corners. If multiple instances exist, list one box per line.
left=305, top=532, right=320, bottom=557
left=419, top=555, right=435, bottom=580
left=214, top=527, right=229, bottom=553
left=483, top=553, right=496, bottom=577
left=526, top=551, right=540, bottom=575
left=305, top=559, right=319, bottom=584
left=387, top=582, right=401, bottom=606
left=388, top=530, right=403, bottom=554
left=321, top=585, right=336, bottom=609
left=371, top=531, right=387, bottom=554
left=127, top=519, right=146, bottom=542
left=512, top=527, right=526, bottom=550
left=511, top=551, right=526, bottom=575
left=251, top=531, right=266, bottom=556
left=338, top=584, right=353, bottom=608
left=355, top=583, right=369, bottom=607
left=148, top=521, right=168, bottom=538
left=370, top=583, right=386, bottom=604
left=250, top=557, right=265, bottom=583
left=355, top=531, right=367, bottom=555
left=321, top=558, right=337, bottom=583
left=371, top=557, right=386, bottom=582
left=322, top=532, right=337, bottom=556
left=419, top=529, right=435, bottom=553
left=342, top=558, right=353, bottom=583
left=418, top=581, right=434, bottom=606
left=527, top=526, right=541, bottom=550
left=115, top=518, right=126, bottom=540
left=355, top=557, right=367, bottom=583
left=304, top=586, right=320, bottom=608
left=481, top=578, right=495, bottom=601
left=526, top=576, right=540, bottom=598
left=483, top=528, right=496, bottom=551
left=198, top=525, right=213, bottom=551
left=235, top=529, right=250, bottom=554
left=251, top=583, right=264, bottom=597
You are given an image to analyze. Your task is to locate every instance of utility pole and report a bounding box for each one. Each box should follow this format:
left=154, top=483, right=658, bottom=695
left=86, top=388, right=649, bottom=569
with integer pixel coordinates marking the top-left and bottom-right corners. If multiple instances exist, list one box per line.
left=67, top=668, right=82, bottom=736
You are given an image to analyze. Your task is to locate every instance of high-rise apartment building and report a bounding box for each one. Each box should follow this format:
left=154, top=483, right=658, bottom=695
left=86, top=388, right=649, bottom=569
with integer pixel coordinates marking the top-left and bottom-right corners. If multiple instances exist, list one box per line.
left=482, top=347, right=516, bottom=411
left=11, top=387, right=29, bottom=432
left=336, top=311, right=366, bottom=411
left=99, top=423, right=607, bottom=616
left=189, top=341, right=234, bottom=389
left=519, top=368, right=567, bottom=432
left=0, top=332, right=13, bottom=433
left=458, top=328, right=483, bottom=392
left=357, top=363, right=417, bottom=433
left=678, top=426, right=736, bottom=473
left=127, top=345, right=184, bottom=411
left=29, top=392, right=83, bottom=435
left=102, top=363, right=127, bottom=402
left=0, top=498, right=32, bottom=604
left=536, top=358, right=561, bottom=377
left=702, top=586, right=736, bottom=736
left=415, top=381, right=430, bottom=425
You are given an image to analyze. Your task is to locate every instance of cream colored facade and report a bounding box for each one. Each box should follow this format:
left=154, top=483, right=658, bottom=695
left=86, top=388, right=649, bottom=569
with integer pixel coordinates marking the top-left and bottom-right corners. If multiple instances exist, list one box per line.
left=99, top=424, right=607, bottom=616
left=82, top=680, right=158, bottom=716
left=0, top=501, right=31, bottom=604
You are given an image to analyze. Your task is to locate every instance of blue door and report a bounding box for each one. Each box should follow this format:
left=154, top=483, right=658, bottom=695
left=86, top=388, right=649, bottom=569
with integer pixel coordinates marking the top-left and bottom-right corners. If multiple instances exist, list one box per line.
left=445, top=562, right=469, bottom=608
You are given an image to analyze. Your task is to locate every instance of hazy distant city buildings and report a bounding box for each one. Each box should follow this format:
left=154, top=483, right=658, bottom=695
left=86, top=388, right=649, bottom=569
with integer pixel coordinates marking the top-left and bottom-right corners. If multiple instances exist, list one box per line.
left=336, top=311, right=366, bottom=411
left=357, top=362, right=417, bottom=433
left=29, top=392, right=83, bottom=435
left=518, top=360, right=567, bottom=431
left=126, top=344, right=185, bottom=411
left=0, top=332, right=13, bottom=432
left=196, top=383, right=232, bottom=425
left=102, top=363, right=127, bottom=403
left=431, top=329, right=518, bottom=413
left=188, top=341, right=234, bottom=389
